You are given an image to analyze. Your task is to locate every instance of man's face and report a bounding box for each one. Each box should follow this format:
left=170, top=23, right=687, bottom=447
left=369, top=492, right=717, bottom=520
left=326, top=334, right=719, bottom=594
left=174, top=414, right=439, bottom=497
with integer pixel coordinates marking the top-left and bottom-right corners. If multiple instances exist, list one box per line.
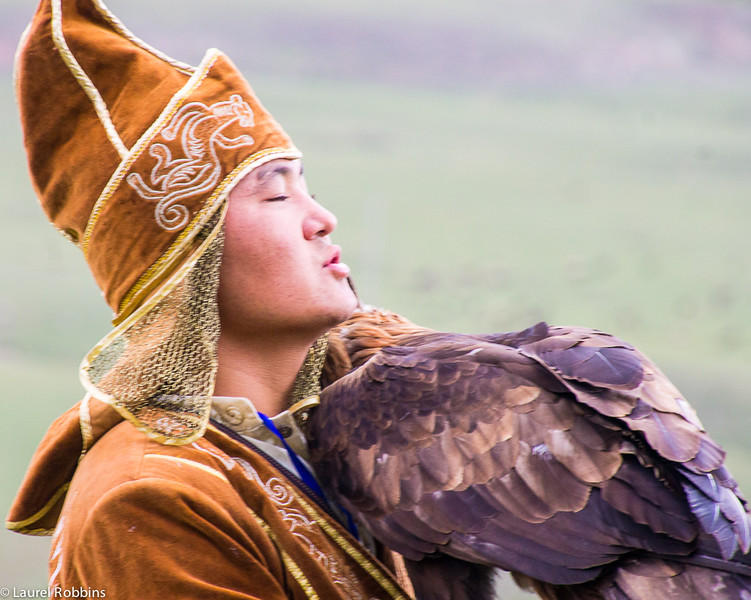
left=217, top=158, right=358, bottom=340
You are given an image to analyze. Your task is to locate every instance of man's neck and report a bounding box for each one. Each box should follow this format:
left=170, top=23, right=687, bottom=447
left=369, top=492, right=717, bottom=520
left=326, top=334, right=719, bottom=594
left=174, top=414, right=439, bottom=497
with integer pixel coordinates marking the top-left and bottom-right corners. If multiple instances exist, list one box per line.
left=213, top=331, right=316, bottom=416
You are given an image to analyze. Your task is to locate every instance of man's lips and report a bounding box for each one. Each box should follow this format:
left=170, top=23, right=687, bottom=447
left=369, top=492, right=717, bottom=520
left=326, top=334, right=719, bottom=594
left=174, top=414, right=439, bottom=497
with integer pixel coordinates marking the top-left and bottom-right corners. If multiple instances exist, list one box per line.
left=324, top=246, right=350, bottom=278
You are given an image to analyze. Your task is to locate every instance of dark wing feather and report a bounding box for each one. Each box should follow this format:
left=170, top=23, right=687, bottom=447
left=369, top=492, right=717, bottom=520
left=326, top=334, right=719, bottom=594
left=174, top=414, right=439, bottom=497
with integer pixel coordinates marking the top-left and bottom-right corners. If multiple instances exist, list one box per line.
left=311, top=338, right=542, bottom=515
left=309, top=325, right=751, bottom=589
left=510, top=325, right=709, bottom=454
left=511, top=325, right=750, bottom=558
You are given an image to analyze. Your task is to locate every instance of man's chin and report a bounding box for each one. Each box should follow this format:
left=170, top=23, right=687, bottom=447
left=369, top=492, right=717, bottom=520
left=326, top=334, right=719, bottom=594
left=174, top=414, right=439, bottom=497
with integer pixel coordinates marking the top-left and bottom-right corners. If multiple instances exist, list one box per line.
left=323, top=297, right=359, bottom=330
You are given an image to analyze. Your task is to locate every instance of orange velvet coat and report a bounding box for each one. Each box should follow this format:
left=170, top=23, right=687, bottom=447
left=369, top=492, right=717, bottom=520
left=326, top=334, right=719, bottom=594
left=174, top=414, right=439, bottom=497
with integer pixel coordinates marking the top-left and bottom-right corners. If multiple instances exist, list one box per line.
left=8, top=398, right=412, bottom=599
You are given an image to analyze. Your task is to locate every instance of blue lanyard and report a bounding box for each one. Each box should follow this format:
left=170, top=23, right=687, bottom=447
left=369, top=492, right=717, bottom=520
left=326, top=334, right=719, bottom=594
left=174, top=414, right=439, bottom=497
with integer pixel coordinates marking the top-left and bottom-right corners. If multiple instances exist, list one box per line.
left=257, top=411, right=359, bottom=539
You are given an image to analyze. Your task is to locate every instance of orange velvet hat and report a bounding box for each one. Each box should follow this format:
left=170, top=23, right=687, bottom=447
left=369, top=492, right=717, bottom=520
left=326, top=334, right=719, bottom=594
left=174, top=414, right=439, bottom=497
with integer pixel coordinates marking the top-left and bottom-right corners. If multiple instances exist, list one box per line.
left=16, top=0, right=306, bottom=445
left=16, top=0, right=301, bottom=324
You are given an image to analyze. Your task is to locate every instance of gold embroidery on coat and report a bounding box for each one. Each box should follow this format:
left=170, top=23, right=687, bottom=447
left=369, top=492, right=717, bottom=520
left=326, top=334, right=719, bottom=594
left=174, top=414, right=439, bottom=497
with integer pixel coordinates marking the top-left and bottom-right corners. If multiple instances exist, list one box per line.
left=78, top=394, right=93, bottom=460
left=294, top=493, right=411, bottom=600
left=234, top=457, right=377, bottom=599
left=248, top=508, right=319, bottom=600
left=191, top=439, right=238, bottom=471
left=143, top=454, right=230, bottom=483
left=48, top=514, right=66, bottom=590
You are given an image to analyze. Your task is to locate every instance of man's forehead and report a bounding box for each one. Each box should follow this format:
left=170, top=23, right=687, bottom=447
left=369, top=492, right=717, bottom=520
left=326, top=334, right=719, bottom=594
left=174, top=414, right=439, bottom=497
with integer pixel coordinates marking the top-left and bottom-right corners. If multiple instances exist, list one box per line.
left=254, top=158, right=304, bottom=183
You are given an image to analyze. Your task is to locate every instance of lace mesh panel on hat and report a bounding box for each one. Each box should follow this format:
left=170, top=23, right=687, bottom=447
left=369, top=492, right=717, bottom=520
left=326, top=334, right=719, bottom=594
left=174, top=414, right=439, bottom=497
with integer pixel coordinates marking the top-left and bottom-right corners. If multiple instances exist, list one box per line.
left=287, top=333, right=328, bottom=407
left=84, top=221, right=224, bottom=444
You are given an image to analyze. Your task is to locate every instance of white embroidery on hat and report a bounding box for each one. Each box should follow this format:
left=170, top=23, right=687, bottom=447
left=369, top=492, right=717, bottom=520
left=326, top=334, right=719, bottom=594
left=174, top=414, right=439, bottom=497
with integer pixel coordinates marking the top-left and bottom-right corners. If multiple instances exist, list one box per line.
left=127, top=94, right=255, bottom=231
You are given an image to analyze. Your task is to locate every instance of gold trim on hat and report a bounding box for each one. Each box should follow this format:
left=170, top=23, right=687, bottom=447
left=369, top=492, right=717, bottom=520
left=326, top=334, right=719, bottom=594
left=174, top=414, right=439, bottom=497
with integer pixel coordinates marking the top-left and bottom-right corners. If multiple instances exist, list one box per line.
left=79, top=204, right=227, bottom=446
left=116, top=145, right=301, bottom=324
left=76, top=40, right=303, bottom=323
left=49, top=0, right=197, bottom=162
left=50, top=0, right=128, bottom=159
left=90, top=0, right=195, bottom=77
left=80, top=49, right=221, bottom=257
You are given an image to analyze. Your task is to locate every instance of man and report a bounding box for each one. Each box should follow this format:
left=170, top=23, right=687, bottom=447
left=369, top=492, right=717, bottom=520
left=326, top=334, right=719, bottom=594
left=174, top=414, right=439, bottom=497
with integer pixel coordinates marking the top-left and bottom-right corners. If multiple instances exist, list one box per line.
left=7, top=0, right=413, bottom=598
left=214, top=158, right=356, bottom=417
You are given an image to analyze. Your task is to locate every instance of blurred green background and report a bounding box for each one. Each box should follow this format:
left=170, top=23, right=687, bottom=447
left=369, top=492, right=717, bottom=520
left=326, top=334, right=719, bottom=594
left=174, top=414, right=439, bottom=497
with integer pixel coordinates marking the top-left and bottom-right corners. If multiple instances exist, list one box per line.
left=1, top=0, right=750, bottom=597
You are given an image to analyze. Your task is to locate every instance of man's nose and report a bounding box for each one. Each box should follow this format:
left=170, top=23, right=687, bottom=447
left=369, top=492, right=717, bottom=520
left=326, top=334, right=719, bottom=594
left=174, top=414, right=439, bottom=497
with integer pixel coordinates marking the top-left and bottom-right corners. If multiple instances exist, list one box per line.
left=303, top=195, right=338, bottom=240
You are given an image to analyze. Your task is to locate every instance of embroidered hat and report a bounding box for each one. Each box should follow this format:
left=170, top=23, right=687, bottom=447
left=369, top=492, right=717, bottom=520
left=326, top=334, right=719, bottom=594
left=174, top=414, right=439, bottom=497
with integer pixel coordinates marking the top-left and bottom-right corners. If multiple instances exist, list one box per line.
left=16, top=0, right=304, bottom=444
left=16, top=0, right=301, bottom=323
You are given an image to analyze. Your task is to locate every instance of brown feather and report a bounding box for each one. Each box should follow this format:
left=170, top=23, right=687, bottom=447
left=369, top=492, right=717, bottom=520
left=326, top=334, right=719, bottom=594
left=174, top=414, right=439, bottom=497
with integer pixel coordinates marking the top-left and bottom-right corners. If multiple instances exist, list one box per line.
left=309, top=307, right=751, bottom=600
left=544, top=427, right=623, bottom=484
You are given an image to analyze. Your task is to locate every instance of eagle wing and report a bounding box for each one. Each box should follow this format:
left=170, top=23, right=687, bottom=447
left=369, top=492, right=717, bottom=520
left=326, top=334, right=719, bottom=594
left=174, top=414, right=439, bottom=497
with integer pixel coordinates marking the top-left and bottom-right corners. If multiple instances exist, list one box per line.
left=309, top=323, right=750, bottom=585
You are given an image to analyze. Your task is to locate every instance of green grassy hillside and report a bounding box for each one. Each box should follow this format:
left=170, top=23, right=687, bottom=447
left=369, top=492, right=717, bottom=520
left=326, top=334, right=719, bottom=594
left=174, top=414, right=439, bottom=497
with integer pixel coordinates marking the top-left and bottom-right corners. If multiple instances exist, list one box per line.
left=1, top=1, right=750, bottom=597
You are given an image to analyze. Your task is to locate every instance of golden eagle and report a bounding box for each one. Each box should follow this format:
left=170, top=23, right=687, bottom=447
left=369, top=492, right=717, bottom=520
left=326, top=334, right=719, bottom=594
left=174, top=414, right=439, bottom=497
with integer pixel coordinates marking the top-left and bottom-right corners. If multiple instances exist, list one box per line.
left=309, top=308, right=751, bottom=600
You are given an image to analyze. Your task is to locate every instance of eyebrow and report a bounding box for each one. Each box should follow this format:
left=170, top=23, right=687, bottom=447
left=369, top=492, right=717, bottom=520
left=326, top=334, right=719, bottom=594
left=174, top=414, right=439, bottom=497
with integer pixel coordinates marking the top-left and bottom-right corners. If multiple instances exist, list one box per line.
left=255, top=162, right=303, bottom=184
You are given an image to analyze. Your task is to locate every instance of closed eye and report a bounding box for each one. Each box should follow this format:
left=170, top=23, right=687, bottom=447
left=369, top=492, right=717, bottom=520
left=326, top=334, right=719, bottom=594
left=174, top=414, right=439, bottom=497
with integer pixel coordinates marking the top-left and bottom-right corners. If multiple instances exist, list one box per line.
left=264, top=195, right=289, bottom=202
